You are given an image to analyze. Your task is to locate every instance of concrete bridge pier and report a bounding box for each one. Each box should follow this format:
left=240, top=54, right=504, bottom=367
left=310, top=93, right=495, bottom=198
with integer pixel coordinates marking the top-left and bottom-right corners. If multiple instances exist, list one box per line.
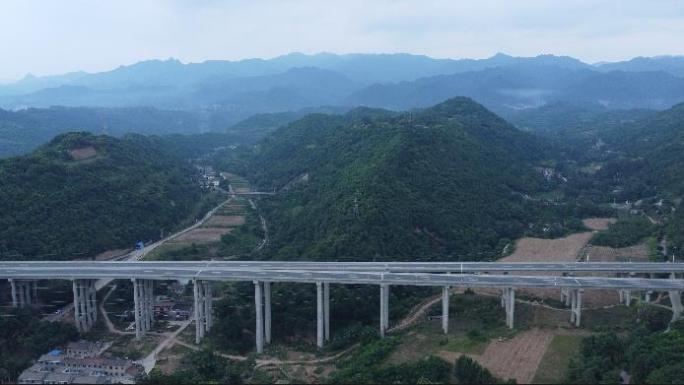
left=9, top=279, right=17, bottom=307
left=72, top=279, right=97, bottom=333
left=503, top=287, right=515, bottom=329
left=669, top=291, right=683, bottom=322
left=442, top=286, right=450, bottom=334
left=619, top=290, right=632, bottom=306
left=560, top=287, right=569, bottom=304
left=324, top=282, right=330, bottom=342
left=253, top=281, right=272, bottom=352
left=316, top=282, right=324, bottom=348
left=204, top=281, right=213, bottom=333
left=569, top=289, right=583, bottom=327
left=133, top=278, right=154, bottom=340
left=380, top=284, right=390, bottom=337
left=254, top=281, right=264, bottom=353
left=10, top=279, right=37, bottom=308
left=264, top=282, right=271, bottom=344
left=145, top=280, right=154, bottom=332
left=194, top=279, right=214, bottom=344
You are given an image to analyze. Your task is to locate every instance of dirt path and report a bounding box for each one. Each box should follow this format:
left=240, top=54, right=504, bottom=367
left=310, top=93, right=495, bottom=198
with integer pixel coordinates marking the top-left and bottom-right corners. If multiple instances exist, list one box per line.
left=139, top=319, right=193, bottom=373
left=100, top=284, right=132, bottom=336
left=249, top=198, right=269, bottom=252
left=390, top=291, right=445, bottom=332
left=169, top=337, right=357, bottom=368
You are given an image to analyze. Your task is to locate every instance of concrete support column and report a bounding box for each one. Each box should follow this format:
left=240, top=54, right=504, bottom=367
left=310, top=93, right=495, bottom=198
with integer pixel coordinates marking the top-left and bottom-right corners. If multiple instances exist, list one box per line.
left=264, top=282, right=271, bottom=344
left=72, top=280, right=83, bottom=332
left=193, top=279, right=200, bottom=344
left=149, top=280, right=155, bottom=328
left=645, top=291, right=653, bottom=303
left=133, top=279, right=142, bottom=340
left=71, top=279, right=96, bottom=333
left=442, top=286, right=450, bottom=334
left=316, top=282, right=324, bottom=348
left=22, top=281, right=31, bottom=306
left=200, top=283, right=206, bottom=341
left=570, top=289, right=583, bottom=327
left=204, top=281, right=213, bottom=333
left=142, top=280, right=152, bottom=331
left=621, top=290, right=631, bottom=306
left=19, top=281, right=26, bottom=307
left=504, top=287, right=515, bottom=329
left=91, top=280, right=98, bottom=327
left=560, top=287, right=569, bottom=304
left=324, top=282, right=330, bottom=342
left=670, top=291, right=683, bottom=322
left=9, top=279, right=17, bottom=308
left=26, top=281, right=32, bottom=305
left=254, top=281, right=264, bottom=354
left=380, top=284, right=389, bottom=337
left=84, top=280, right=94, bottom=329
left=194, top=279, right=207, bottom=344
left=141, top=280, right=147, bottom=333
left=32, top=281, right=38, bottom=301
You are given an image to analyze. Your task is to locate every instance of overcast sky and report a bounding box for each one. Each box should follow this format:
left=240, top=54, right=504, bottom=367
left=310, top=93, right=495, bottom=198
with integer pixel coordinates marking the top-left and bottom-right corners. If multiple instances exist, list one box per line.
left=1, top=0, right=683, bottom=81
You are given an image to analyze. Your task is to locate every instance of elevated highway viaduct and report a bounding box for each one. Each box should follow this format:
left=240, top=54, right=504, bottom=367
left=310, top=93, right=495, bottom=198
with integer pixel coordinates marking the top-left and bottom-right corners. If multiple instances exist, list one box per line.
left=3, top=262, right=684, bottom=353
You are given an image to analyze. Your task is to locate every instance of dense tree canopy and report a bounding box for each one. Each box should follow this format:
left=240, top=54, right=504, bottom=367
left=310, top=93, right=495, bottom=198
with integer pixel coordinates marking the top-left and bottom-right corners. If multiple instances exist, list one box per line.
left=0, top=132, right=203, bottom=260
left=231, top=97, right=605, bottom=261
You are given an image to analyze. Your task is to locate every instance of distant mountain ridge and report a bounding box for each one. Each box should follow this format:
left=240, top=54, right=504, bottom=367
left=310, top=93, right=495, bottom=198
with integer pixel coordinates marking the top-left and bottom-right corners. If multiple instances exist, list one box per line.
left=345, top=65, right=684, bottom=116
left=2, top=52, right=684, bottom=133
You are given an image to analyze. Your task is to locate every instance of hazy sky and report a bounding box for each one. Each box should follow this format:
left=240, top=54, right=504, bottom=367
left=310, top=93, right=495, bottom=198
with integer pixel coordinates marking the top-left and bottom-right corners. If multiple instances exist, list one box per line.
left=2, top=0, right=684, bottom=81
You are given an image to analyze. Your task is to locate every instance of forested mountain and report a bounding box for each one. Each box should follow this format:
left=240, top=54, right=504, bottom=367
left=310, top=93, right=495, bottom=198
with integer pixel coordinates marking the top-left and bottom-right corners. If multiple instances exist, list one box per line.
left=0, top=132, right=203, bottom=260
left=236, top=98, right=593, bottom=261
left=565, top=102, right=684, bottom=257
left=345, top=65, right=684, bottom=117
left=592, top=102, right=684, bottom=196
left=509, top=102, right=654, bottom=138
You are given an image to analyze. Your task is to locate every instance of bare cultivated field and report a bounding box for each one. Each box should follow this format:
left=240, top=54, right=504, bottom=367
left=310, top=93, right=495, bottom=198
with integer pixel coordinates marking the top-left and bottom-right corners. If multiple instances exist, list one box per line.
left=69, top=146, right=97, bottom=160
left=587, top=244, right=650, bottom=262
left=477, top=328, right=555, bottom=384
left=171, top=228, right=232, bottom=243
left=203, top=215, right=246, bottom=227
left=576, top=243, right=651, bottom=306
left=497, top=231, right=593, bottom=304
left=503, top=232, right=593, bottom=262
left=582, top=217, right=617, bottom=231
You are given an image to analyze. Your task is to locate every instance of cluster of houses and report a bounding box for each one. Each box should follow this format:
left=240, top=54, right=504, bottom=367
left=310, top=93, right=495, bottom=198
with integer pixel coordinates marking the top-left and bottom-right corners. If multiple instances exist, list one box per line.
left=115, top=296, right=190, bottom=324
left=18, top=341, right=142, bottom=384
left=197, top=165, right=220, bottom=190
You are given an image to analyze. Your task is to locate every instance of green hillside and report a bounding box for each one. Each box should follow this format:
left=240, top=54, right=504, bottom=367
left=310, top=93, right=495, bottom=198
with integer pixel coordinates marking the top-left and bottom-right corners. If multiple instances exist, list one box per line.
left=0, top=132, right=203, bottom=260
left=240, top=97, right=584, bottom=261
left=598, top=102, right=684, bottom=255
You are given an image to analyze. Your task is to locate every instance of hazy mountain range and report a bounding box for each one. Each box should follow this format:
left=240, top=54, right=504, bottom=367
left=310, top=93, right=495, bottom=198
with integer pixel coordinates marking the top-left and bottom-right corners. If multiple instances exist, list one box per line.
left=2, top=53, right=684, bottom=121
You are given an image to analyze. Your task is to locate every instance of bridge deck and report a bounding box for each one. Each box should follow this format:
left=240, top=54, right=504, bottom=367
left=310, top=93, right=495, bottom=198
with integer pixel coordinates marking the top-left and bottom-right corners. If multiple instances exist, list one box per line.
left=2, top=260, right=684, bottom=273
left=2, top=264, right=684, bottom=290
